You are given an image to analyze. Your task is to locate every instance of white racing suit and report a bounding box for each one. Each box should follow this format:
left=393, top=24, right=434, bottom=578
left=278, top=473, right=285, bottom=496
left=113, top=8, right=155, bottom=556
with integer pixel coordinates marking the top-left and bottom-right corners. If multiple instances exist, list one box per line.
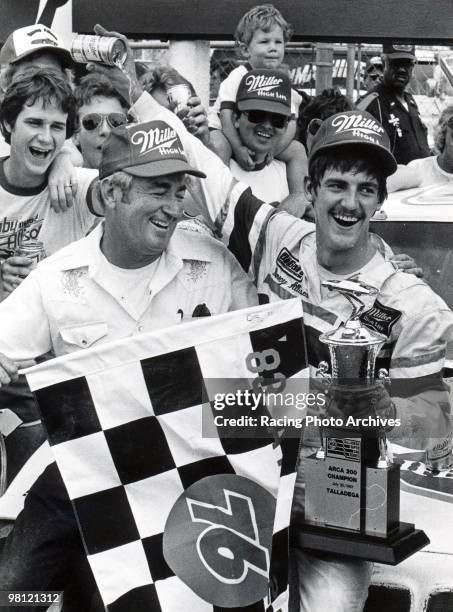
left=134, top=92, right=453, bottom=611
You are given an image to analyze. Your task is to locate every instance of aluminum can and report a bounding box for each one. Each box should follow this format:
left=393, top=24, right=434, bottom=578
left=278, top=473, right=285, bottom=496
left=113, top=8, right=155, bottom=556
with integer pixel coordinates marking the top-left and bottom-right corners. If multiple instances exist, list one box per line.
left=14, top=241, right=46, bottom=268
left=70, top=35, right=127, bottom=66
left=426, top=431, right=453, bottom=473
left=167, top=84, right=192, bottom=115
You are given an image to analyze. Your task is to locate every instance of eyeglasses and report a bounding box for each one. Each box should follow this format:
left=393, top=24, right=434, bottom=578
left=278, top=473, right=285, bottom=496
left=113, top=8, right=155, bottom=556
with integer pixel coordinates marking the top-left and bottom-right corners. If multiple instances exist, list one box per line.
left=447, top=117, right=453, bottom=130
left=243, top=110, right=289, bottom=129
left=81, top=112, right=128, bottom=131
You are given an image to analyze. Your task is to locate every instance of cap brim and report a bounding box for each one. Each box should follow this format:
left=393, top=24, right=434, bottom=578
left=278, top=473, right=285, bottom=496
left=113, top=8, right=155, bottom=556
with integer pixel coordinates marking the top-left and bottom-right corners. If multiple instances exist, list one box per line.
left=237, top=99, right=291, bottom=117
left=122, top=158, right=206, bottom=179
left=383, top=52, right=415, bottom=61
left=311, top=141, right=397, bottom=176
left=10, top=46, right=74, bottom=68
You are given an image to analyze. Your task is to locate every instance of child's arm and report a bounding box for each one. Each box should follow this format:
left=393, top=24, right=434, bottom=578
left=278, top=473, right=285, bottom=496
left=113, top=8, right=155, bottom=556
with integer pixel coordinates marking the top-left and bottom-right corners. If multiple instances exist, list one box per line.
left=275, top=136, right=309, bottom=217
left=276, top=137, right=307, bottom=194
left=220, top=108, right=254, bottom=170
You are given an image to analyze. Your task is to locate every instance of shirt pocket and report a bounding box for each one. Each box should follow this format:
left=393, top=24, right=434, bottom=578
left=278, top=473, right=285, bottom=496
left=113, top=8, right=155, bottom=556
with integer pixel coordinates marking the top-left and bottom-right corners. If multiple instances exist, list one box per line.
left=59, top=321, right=108, bottom=349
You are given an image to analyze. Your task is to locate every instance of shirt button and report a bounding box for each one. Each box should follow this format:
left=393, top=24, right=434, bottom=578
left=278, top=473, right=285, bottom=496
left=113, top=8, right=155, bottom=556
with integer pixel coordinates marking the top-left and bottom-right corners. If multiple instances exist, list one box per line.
left=81, top=339, right=88, bottom=345
left=138, top=325, right=144, bottom=332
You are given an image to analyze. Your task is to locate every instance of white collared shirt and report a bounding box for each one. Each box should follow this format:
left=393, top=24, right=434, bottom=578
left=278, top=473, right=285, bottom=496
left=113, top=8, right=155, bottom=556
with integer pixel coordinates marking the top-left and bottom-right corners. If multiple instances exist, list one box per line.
left=0, top=222, right=258, bottom=360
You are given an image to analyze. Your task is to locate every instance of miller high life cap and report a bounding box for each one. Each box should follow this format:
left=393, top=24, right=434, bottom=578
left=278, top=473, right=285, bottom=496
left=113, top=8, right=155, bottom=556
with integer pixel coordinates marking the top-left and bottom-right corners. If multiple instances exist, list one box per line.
left=382, top=43, right=416, bottom=61
left=0, top=24, right=73, bottom=68
left=236, top=69, right=292, bottom=116
left=99, top=119, right=206, bottom=180
left=308, top=110, right=397, bottom=176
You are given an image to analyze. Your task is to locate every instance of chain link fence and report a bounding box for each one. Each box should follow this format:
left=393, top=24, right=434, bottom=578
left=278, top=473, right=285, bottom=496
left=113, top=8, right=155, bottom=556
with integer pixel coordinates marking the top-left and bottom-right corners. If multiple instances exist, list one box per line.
left=132, top=41, right=453, bottom=145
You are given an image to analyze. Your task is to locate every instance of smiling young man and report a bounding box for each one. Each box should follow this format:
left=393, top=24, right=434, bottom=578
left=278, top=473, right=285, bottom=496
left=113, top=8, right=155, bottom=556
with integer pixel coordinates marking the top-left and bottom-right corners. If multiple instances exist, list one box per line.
left=142, top=97, right=452, bottom=610
left=229, top=68, right=294, bottom=203
left=0, top=68, right=98, bottom=290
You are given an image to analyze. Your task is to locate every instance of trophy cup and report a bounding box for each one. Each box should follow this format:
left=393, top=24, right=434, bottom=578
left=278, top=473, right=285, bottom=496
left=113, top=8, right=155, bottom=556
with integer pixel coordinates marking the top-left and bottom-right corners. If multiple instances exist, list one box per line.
left=294, top=280, right=429, bottom=564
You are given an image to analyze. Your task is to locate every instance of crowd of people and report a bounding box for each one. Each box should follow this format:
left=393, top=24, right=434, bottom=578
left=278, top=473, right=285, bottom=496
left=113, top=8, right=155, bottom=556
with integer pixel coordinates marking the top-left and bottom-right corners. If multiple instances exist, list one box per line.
left=0, top=5, right=451, bottom=612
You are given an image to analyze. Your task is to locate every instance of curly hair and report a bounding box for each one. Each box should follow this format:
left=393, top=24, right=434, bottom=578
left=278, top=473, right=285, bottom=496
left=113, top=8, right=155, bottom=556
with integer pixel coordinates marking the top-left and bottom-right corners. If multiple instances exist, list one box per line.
left=433, top=105, right=453, bottom=154
left=234, top=4, right=293, bottom=48
left=0, top=67, right=76, bottom=143
left=297, top=87, right=354, bottom=149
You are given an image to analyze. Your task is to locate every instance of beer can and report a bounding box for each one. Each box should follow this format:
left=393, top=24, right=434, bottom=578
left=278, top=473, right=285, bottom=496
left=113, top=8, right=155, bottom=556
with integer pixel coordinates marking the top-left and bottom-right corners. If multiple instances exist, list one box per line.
left=14, top=241, right=46, bottom=268
left=167, top=84, right=192, bottom=115
left=70, top=35, right=127, bottom=66
left=426, top=431, right=453, bottom=473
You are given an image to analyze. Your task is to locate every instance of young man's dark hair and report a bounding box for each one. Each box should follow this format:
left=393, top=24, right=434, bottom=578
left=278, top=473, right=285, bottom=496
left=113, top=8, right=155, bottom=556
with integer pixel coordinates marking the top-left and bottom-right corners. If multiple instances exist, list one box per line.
left=308, top=145, right=388, bottom=204
left=298, top=87, right=354, bottom=151
left=0, top=67, right=77, bottom=143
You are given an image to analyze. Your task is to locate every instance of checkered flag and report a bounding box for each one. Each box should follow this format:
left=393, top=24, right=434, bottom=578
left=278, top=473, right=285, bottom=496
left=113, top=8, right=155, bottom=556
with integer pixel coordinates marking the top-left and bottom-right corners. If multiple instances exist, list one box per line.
left=25, top=300, right=307, bottom=611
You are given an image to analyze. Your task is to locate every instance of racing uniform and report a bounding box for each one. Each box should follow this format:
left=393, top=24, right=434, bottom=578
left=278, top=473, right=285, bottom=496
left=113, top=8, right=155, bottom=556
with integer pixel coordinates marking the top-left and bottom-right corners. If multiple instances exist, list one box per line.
left=135, top=93, right=453, bottom=611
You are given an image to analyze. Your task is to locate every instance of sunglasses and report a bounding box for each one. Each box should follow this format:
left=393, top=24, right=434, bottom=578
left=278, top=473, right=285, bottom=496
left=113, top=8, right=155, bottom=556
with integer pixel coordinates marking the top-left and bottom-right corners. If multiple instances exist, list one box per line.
left=243, top=110, right=289, bottom=129
left=81, top=112, right=128, bottom=131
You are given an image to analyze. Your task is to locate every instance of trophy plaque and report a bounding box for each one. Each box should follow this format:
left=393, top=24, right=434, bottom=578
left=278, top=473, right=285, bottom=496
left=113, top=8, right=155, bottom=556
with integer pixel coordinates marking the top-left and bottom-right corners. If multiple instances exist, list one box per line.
left=293, top=280, right=429, bottom=564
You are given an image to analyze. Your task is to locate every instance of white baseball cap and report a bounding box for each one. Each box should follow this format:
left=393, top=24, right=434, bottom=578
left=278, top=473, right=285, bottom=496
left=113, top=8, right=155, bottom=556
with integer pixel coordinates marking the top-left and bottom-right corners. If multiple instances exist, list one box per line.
left=0, top=24, right=73, bottom=68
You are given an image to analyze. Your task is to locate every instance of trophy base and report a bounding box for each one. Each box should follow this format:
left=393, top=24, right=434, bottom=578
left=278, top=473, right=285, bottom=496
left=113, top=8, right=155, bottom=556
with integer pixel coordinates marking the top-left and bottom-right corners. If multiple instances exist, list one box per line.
left=291, top=521, right=429, bottom=565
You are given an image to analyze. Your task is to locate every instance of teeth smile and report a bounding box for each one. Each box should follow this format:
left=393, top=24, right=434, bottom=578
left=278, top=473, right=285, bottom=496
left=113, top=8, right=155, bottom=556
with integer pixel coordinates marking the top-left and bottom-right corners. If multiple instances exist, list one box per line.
left=29, top=147, right=51, bottom=159
left=151, top=220, right=168, bottom=229
left=332, top=213, right=359, bottom=227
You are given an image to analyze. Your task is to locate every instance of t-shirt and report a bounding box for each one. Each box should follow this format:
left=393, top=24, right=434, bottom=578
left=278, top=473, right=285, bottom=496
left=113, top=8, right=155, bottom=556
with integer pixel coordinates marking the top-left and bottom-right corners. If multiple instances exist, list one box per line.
left=0, top=159, right=97, bottom=258
left=406, top=156, right=453, bottom=186
left=229, top=158, right=289, bottom=203
left=208, top=64, right=302, bottom=130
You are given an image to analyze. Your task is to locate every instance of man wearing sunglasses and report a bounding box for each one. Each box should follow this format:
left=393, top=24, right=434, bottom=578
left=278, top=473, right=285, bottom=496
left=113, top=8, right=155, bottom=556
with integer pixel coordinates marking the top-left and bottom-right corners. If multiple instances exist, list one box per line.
left=230, top=69, right=298, bottom=204
left=73, top=74, right=129, bottom=170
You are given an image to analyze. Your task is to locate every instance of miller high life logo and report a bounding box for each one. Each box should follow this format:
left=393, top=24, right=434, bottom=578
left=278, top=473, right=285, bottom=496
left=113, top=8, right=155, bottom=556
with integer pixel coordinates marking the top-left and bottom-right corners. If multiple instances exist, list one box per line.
left=331, top=114, right=384, bottom=143
left=244, top=74, right=286, bottom=101
left=130, top=124, right=183, bottom=157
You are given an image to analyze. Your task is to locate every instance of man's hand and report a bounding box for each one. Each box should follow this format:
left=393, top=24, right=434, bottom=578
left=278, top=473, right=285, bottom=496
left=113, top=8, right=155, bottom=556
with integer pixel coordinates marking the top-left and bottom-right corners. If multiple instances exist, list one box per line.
left=86, top=24, right=142, bottom=106
left=1, top=257, right=33, bottom=296
left=179, top=97, right=210, bottom=145
left=232, top=145, right=255, bottom=171
left=48, top=153, right=79, bottom=212
left=391, top=252, right=423, bottom=278
left=0, top=352, right=19, bottom=387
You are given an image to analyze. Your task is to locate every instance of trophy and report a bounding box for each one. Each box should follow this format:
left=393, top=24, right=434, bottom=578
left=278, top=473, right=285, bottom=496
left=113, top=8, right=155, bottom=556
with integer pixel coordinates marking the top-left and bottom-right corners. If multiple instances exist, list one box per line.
left=293, top=280, right=429, bottom=564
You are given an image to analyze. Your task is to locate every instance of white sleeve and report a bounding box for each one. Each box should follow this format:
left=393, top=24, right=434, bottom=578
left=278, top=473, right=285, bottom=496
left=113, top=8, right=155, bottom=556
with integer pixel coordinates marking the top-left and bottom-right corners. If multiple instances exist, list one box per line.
left=74, top=167, right=98, bottom=233
left=217, top=67, right=244, bottom=110
left=0, top=272, right=52, bottom=360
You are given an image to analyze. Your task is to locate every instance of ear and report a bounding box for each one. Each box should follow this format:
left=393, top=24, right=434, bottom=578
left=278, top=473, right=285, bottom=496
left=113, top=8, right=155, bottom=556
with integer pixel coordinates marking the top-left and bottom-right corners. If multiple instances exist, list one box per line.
left=304, top=176, right=314, bottom=202
left=100, top=178, right=123, bottom=211
left=2, top=119, right=12, bottom=136
left=238, top=42, right=250, bottom=59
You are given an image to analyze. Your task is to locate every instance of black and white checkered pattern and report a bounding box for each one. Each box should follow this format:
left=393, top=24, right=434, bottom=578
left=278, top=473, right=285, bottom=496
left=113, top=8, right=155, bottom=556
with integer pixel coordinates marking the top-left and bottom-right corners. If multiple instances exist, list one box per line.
left=26, top=301, right=307, bottom=611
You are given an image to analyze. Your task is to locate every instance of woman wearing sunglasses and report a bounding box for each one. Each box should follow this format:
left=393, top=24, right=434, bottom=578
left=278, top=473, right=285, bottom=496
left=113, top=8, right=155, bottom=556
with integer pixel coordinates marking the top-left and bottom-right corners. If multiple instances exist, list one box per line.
left=73, top=73, right=129, bottom=170
left=387, top=105, right=453, bottom=192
